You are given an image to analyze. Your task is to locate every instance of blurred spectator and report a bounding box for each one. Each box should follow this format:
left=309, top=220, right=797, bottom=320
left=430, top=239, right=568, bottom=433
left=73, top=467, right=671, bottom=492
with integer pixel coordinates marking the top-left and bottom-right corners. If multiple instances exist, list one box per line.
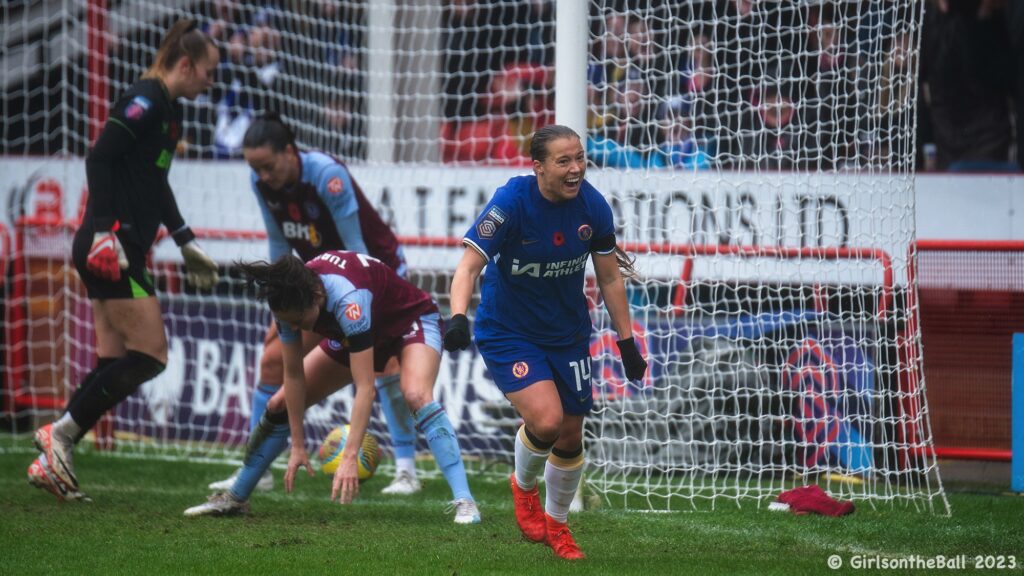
left=858, top=25, right=917, bottom=169
left=654, top=95, right=712, bottom=170
left=212, top=28, right=259, bottom=158
left=1007, top=1, right=1024, bottom=169
left=588, top=11, right=629, bottom=134
left=615, top=69, right=660, bottom=159
left=920, top=0, right=1017, bottom=172
left=738, top=83, right=808, bottom=171
left=322, top=95, right=363, bottom=159
left=485, top=63, right=552, bottom=159
left=248, top=21, right=281, bottom=89
left=802, top=12, right=859, bottom=169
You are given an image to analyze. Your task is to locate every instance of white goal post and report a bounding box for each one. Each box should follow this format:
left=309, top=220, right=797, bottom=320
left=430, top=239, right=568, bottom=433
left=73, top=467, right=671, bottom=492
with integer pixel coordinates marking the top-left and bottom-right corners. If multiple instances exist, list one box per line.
left=0, top=0, right=946, bottom=512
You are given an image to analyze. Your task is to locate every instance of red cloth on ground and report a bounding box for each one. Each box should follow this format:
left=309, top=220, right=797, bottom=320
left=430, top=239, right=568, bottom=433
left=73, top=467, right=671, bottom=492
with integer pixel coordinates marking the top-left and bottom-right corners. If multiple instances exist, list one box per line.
left=776, top=485, right=855, bottom=517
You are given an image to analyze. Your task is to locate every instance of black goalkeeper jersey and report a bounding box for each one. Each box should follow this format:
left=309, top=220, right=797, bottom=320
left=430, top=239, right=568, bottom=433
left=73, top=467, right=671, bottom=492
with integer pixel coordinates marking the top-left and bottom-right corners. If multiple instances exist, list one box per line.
left=79, top=78, right=189, bottom=251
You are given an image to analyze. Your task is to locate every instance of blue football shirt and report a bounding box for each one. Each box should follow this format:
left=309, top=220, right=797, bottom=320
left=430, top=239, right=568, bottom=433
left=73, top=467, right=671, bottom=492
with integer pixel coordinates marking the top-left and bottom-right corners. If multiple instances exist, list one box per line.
left=463, top=174, right=616, bottom=347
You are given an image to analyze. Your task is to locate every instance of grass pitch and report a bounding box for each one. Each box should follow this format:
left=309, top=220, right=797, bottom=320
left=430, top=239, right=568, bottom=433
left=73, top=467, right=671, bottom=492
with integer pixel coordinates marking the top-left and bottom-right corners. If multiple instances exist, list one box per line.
left=0, top=449, right=1022, bottom=575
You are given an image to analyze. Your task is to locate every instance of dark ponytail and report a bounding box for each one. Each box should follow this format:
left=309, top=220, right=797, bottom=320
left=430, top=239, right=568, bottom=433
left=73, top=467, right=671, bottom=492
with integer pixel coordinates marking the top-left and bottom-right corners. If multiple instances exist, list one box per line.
left=143, top=19, right=215, bottom=80
left=614, top=246, right=638, bottom=279
left=237, top=255, right=322, bottom=313
left=243, top=112, right=298, bottom=153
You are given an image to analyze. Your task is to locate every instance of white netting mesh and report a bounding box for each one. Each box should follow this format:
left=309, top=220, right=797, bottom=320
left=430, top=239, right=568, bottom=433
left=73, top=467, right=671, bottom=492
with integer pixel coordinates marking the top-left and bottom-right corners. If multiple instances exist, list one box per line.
left=1, top=0, right=946, bottom=512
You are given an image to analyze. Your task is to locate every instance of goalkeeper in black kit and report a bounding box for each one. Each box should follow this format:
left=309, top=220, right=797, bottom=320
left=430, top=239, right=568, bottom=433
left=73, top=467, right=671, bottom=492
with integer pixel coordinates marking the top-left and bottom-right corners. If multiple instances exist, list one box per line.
left=27, top=19, right=221, bottom=501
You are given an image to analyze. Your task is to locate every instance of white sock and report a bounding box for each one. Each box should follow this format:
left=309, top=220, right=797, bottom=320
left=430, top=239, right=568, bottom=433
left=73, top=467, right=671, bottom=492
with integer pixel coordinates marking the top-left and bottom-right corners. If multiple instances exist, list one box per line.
left=514, top=425, right=551, bottom=491
left=395, top=457, right=417, bottom=478
left=544, top=454, right=584, bottom=524
left=54, top=412, right=82, bottom=441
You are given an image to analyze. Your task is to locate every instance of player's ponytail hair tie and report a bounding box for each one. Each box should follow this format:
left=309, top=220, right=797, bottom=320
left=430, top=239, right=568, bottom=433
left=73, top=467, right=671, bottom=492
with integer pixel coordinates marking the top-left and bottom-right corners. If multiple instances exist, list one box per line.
left=236, top=255, right=322, bottom=314
left=143, top=19, right=215, bottom=79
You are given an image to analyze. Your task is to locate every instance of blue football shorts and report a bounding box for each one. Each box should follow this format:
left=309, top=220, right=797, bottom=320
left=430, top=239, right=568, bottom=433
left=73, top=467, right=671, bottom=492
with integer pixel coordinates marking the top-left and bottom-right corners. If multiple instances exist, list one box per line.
left=477, top=335, right=593, bottom=415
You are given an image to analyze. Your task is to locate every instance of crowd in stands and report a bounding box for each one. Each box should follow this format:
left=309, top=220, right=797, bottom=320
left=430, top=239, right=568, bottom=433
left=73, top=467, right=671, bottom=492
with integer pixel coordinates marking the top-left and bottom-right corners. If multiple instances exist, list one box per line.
left=108, top=0, right=1023, bottom=172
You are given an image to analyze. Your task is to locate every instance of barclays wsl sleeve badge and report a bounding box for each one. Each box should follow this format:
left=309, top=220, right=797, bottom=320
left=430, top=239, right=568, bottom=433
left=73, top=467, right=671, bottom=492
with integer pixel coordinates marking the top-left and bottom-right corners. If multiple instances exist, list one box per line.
left=476, top=205, right=507, bottom=239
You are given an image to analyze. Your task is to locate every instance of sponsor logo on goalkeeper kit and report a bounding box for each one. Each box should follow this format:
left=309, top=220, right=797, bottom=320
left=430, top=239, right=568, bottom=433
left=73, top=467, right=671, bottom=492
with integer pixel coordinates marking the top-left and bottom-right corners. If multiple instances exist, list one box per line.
left=125, top=95, right=151, bottom=120
left=577, top=224, right=592, bottom=241
left=327, top=176, right=343, bottom=195
left=512, top=361, right=529, bottom=378
left=155, top=150, right=172, bottom=169
left=476, top=206, right=507, bottom=239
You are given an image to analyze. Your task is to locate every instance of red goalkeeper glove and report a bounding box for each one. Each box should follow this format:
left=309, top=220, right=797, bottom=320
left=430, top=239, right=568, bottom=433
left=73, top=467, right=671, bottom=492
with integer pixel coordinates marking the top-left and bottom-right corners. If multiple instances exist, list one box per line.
left=86, top=223, right=128, bottom=281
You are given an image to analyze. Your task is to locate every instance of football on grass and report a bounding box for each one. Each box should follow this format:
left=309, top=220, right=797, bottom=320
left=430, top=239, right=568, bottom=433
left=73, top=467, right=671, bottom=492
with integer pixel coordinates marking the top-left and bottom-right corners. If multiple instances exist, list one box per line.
left=318, top=425, right=380, bottom=480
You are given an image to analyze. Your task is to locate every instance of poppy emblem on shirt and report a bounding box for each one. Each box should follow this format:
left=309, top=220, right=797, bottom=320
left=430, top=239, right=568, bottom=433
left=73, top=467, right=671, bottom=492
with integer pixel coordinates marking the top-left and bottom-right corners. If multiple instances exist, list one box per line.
left=577, top=224, right=592, bottom=241
left=288, top=203, right=302, bottom=221
left=344, top=303, right=362, bottom=321
left=512, top=361, right=529, bottom=378
left=553, top=231, right=565, bottom=246
left=124, top=95, right=151, bottom=120
left=327, top=177, right=343, bottom=195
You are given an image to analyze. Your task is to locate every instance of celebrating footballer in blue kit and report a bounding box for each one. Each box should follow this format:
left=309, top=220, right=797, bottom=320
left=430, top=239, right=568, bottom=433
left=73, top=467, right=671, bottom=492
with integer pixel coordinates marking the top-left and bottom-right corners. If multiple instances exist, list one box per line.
left=203, top=114, right=422, bottom=497
left=185, top=251, right=480, bottom=524
left=446, top=124, right=648, bottom=560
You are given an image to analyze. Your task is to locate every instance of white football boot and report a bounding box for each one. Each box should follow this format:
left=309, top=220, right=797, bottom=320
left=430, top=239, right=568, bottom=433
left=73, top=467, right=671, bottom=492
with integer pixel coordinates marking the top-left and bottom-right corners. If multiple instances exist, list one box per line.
left=380, top=470, right=422, bottom=495
left=28, top=454, right=91, bottom=502
left=184, top=492, right=251, bottom=517
left=34, top=423, right=78, bottom=492
left=448, top=498, right=482, bottom=525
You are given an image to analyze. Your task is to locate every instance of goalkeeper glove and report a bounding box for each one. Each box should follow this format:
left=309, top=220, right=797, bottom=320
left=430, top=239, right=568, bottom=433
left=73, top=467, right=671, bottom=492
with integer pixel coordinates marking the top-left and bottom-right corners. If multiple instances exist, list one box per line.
left=443, top=314, right=471, bottom=351
left=86, top=222, right=128, bottom=282
left=181, top=240, right=219, bottom=290
left=616, top=337, right=648, bottom=381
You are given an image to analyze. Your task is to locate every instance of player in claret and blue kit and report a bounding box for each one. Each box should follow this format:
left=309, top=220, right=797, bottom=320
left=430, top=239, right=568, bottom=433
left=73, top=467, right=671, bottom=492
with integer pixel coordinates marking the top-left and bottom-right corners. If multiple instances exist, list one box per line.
left=204, top=114, right=422, bottom=496
left=446, top=125, right=647, bottom=560
left=184, top=251, right=480, bottom=524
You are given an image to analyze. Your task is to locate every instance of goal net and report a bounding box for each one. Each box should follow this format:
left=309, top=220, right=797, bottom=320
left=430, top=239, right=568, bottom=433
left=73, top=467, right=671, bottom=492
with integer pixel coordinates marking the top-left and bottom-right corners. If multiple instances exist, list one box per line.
left=1, top=0, right=946, bottom=512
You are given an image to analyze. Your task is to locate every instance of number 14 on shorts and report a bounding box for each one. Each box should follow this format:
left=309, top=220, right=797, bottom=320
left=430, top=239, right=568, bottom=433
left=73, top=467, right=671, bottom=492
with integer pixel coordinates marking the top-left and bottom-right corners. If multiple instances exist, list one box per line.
left=568, top=358, right=591, bottom=391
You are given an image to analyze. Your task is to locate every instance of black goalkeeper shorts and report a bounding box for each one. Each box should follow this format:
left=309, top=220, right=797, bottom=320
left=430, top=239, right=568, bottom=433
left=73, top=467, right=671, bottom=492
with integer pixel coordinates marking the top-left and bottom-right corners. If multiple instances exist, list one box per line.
left=71, top=227, right=155, bottom=300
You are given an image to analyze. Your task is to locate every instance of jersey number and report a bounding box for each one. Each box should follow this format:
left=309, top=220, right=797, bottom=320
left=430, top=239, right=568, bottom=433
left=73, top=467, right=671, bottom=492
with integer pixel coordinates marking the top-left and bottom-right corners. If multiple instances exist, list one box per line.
left=356, top=253, right=382, bottom=267
left=568, top=358, right=592, bottom=392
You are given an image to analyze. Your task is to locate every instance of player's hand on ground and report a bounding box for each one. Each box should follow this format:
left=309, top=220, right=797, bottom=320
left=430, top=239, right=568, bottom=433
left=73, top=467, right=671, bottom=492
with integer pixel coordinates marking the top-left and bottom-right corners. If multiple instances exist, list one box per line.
left=87, top=230, right=128, bottom=281
left=443, top=313, right=471, bottom=351
left=181, top=240, right=219, bottom=289
left=616, top=337, right=648, bottom=381
left=284, top=446, right=314, bottom=493
left=331, top=459, right=360, bottom=504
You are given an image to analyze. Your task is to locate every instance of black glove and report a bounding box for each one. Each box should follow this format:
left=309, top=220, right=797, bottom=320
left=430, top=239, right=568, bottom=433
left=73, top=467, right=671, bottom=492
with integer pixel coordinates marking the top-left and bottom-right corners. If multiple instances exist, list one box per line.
left=616, top=337, right=648, bottom=381
left=443, top=314, right=471, bottom=351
